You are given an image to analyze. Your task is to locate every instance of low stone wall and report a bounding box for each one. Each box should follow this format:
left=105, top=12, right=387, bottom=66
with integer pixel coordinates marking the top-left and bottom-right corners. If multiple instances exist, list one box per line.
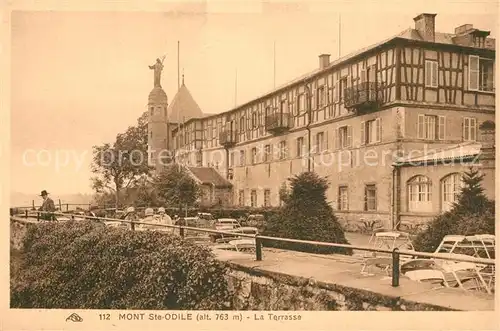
left=225, top=262, right=453, bottom=311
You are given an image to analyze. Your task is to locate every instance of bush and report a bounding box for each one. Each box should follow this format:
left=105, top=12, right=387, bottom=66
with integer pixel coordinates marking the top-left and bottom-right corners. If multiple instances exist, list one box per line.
left=263, top=172, right=352, bottom=255
left=413, top=168, right=495, bottom=253
left=11, top=220, right=232, bottom=309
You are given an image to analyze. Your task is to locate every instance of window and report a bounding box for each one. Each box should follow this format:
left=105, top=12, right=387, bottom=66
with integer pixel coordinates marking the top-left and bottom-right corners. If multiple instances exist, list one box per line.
left=297, top=94, right=305, bottom=113
left=408, top=175, right=432, bottom=212
left=239, top=150, right=246, bottom=166
left=425, top=60, right=438, bottom=88
left=316, top=86, right=325, bottom=108
left=230, top=152, right=235, bottom=167
left=364, top=185, right=377, bottom=211
left=278, top=141, right=287, bottom=160
left=251, top=112, right=258, bottom=128
left=441, top=173, right=463, bottom=212
left=251, top=147, right=257, bottom=164
left=339, top=77, right=347, bottom=101
left=239, top=117, right=246, bottom=132
left=280, top=100, right=288, bottom=113
left=264, top=144, right=272, bottom=162
left=250, top=190, right=257, bottom=207
left=417, top=115, right=445, bottom=140
left=150, top=131, right=153, bottom=139
left=338, top=186, right=348, bottom=211
left=315, top=132, right=325, bottom=152
left=338, top=125, right=352, bottom=148
left=469, top=55, right=494, bottom=92
left=296, top=137, right=305, bottom=157
left=264, top=189, right=271, bottom=207
left=238, top=190, right=245, bottom=206
left=463, top=117, right=477, bottom=141
left=361, top=118, right=382, bottom=145
left=196, top=152, right=202, bottom=167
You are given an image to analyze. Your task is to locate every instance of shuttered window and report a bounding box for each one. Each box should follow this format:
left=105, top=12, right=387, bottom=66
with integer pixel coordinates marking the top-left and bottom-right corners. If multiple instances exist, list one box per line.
left=425, top=60, right=438, bottom=88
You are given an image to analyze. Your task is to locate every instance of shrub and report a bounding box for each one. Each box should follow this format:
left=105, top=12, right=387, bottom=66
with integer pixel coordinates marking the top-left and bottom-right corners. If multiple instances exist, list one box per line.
left=413, top=168, right=495, bottom=252
left=11, top=220, right=232, bottom=309
left=263, top=172, right=352, bottom=255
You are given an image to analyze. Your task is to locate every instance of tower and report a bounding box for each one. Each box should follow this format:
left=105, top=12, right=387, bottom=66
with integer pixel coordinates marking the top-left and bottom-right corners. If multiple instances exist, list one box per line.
left=147, top=58, right=169, bottom=175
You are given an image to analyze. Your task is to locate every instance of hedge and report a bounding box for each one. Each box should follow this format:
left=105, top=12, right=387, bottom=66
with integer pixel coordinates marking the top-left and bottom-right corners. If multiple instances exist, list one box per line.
left=11, top=220, right=232, bottom=309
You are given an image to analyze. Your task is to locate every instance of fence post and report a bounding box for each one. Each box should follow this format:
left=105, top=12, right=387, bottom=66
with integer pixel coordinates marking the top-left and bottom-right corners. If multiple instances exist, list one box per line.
left=36, top=211, right=40, bottom=222
left=255, top=235, right=262, bottom=261
left=392, top=248, right=400, bottom=287
left=66, top=204, right=69, bottom=212
left=25, top=210, right=28, bottom=219
left=179, top=226, right=185, bottom=238
left=58, top=199, right=62, bottom=211
left=32, top=200, right=35, bottom=210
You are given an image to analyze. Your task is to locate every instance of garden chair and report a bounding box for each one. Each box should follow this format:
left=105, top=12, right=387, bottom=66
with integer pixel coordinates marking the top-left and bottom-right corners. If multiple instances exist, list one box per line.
left=404, top=269, right=446, bottom=289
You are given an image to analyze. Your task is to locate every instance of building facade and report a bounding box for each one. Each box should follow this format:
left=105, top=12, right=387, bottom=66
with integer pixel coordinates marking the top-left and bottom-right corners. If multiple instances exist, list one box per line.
left=149, top=13, right=495, bottom=229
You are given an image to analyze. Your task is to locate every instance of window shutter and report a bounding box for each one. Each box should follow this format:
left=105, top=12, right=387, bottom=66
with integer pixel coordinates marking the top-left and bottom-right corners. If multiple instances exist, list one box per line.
left=417, top=114, right=425, bottom=139
left=471, top=118, right=477, bottom=141
left=363, top=186, right=367, bottom=211
left=438, top=116, right=445, bottom=140
left=333, top=127, right=338, bottom=150
left=360, top=121, right=365, bottom=146
left=469, top=55, right=479, bottom=91
left=432, top=62, right=438, bottom=87
left=425, top=61, right=431, bottom=87
left=334, top=80, right=340, bottom=102
left=463, top=117, right=469, bottom=141
left=375, top=118, right=382, bottom=142
left=347, top=125, right=353, bottom=147
left=361, top=64, right=367, bottom=83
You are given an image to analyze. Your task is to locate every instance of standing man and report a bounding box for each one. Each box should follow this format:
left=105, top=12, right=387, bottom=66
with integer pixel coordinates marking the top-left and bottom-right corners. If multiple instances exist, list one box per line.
left=157, top=207, right=174, bottom=232
left=39, top=190, right=56, bottom=221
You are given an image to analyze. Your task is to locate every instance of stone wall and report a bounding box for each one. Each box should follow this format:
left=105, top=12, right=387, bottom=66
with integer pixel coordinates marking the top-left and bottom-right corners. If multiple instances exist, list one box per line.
left=225, top=262, right=454, bottom=311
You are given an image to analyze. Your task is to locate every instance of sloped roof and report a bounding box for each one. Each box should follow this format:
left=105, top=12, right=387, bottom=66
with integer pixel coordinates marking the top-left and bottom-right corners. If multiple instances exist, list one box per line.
left=220, top=27, right=495, bottom=113
left=167, top=82, right=204, bottom=124
left=187, top=167, right=232, bottom=188
left=394, top=142, right=482, bottom=166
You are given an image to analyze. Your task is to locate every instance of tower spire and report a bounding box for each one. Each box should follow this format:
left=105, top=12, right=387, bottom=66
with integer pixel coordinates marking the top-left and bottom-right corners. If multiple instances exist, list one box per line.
left=182, top=68, right=185, bottom=85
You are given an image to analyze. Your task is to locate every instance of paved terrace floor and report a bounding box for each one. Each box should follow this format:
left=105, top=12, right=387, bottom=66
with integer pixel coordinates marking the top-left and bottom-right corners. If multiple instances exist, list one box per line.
left=210, top=244, right=494, bottom=311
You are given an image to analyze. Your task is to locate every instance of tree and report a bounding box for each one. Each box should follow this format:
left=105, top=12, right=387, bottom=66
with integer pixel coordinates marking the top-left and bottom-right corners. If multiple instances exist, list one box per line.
left=452, top=167, right=490, bottom=214
left=130, top=174, right=159, bottom=207
left=90, top=112, right=151, bottom=209
left=154, top=165, right=201, bottom=212
left=414, top=168, right=495, bottom=253
left=263, top=172, right=352, bottom=255
left=278, top=181, right=290, bottom=206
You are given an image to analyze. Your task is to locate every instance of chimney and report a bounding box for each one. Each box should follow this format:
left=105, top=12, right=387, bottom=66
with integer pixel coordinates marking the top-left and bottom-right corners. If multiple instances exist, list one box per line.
left=413, top=13, right=437, bottom=42
left=455, top=24, right=474, bottom=35
left=319, top=54, right=330, bottom=69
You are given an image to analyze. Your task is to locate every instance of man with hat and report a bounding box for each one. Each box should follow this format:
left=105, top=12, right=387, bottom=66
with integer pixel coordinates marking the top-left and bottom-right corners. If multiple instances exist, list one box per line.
left=39, top=190, right=56, bottom=221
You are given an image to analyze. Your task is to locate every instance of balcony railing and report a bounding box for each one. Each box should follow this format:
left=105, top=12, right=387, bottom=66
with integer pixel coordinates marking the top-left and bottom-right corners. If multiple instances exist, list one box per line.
left=265, top=113, right=293, bottom=134
left=219, top=130, right=238, bottom=148
left=344, top=82, right=384, bottom=111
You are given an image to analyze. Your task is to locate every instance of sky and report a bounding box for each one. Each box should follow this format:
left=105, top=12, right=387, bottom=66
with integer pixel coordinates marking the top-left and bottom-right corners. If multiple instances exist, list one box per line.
left=8, top=0, right=498, bottom=195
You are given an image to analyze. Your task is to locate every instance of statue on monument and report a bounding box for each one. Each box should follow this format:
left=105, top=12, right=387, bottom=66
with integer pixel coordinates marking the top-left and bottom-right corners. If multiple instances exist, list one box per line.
left=149, top=56, right=165, bottom=88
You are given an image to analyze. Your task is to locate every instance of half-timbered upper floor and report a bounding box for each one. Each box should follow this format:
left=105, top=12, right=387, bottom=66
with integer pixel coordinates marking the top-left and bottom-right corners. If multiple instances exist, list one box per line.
left=171, top=13, right=495, bottom=153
